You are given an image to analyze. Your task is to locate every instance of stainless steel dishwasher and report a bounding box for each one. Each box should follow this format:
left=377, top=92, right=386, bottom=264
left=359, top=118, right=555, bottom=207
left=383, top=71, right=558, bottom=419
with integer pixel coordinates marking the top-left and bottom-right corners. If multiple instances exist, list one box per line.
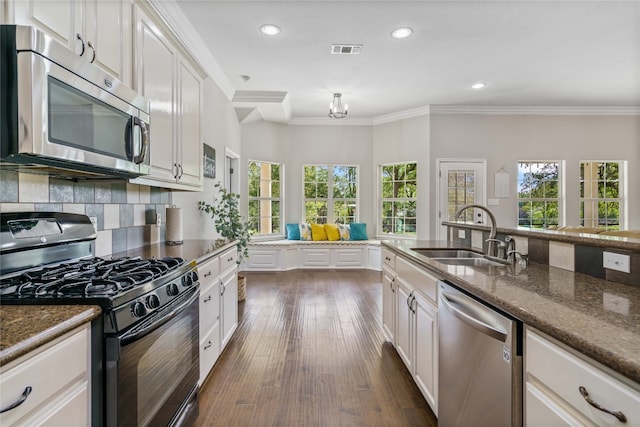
left=438, top=281, right=522, bottom=427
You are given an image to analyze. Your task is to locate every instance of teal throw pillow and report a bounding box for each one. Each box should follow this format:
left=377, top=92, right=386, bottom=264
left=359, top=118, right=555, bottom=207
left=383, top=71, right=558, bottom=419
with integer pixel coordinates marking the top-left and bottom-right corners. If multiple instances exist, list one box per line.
left=349, top=223, right=367, bottom=240
left=286, top=223, right=300, bottom=240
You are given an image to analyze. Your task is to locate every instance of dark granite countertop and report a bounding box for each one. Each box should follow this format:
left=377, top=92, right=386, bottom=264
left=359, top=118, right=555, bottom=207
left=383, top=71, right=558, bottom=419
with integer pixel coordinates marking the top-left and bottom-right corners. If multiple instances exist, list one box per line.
left=0, top=305, right=101, bottom=367
left=382, top=240, right=640, bottom=386
left=110, top=239, right=238, bottom=263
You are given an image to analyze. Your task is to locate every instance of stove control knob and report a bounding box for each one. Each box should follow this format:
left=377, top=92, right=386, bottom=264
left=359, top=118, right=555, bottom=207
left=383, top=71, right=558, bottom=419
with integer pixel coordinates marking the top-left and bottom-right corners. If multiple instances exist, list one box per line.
left=166, top=283, right=179, bottom=297
left=182, top=274, right=193, bottom=287
left=131, top=301, right=147, bottom=318
left=191, top=271, right=199, bottom=283
left=146, top=294, right=160, bottom=309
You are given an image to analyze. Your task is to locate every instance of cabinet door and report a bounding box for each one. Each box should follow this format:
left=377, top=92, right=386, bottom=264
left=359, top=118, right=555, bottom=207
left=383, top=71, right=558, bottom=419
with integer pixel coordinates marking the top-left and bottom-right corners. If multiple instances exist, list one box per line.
left=220, top=268, right=238, bottom=350
left=12, top=0, right=79, bottom=50
left=84, top=0, right=132, bottom=85
left=394, top=278, right=413, bottom=372
left=381, top=266, right=396, bottom=344
left=526, top=382, right=578, bottom=427
left=413, top=292, right=438, bottom=415
left=134, top=7, right=177, bottom=183
left=176, top=59, right=202, bottom=187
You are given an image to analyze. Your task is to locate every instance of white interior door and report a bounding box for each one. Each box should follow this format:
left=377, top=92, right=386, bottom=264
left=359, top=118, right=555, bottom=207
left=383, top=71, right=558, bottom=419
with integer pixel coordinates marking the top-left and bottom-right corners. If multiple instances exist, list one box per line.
left=436, top=161, right=486, bottom=240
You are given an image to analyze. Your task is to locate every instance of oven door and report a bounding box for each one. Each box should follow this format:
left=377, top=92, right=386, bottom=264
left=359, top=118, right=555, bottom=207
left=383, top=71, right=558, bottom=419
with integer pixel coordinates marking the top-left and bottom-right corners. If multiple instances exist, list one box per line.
left=106, top=285, right=199, bottom=427
left=13, top=51, right=149, bottom=177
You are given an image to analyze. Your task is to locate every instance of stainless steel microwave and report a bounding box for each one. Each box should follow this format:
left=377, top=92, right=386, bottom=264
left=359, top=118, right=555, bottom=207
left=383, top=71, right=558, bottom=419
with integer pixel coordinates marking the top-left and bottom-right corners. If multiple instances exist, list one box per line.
left=0, top=25, right=150, bottom=179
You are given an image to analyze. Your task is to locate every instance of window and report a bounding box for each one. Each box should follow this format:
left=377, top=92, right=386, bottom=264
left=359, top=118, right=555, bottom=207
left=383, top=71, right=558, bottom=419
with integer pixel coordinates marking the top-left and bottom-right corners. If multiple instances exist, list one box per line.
left=247, top=160, right=282, bottom=236
left=380, top=162, right=417, bottom=236
left=517, top=161, right=561, bottom=229
left=580, top=161, right=624, bottom=230
left=304, top=165, right=357, bottom=224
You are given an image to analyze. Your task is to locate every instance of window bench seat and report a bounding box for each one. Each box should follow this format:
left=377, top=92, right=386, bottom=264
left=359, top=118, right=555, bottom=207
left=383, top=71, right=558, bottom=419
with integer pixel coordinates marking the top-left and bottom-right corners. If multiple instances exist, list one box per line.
left=242, top=239, right=382, bottom=271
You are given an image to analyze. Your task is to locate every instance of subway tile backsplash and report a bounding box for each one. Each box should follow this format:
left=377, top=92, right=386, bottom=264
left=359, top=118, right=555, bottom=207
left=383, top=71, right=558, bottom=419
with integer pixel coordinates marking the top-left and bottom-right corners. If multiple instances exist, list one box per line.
left=0, top=171, right=171, bottom=256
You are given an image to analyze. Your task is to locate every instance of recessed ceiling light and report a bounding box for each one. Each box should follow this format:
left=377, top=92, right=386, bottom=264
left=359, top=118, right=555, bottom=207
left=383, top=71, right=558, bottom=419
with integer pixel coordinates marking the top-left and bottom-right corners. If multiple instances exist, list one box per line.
left=260, top=24, right=281, bottom=36
left=471, top=82, right=487, bottom=89
left=391, top=27, right=413, bottom=39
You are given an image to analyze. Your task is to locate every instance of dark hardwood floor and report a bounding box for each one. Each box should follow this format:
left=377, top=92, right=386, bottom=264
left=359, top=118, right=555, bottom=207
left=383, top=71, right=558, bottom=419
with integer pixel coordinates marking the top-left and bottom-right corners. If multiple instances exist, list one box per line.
left=195, top=270, right=437, bottom=427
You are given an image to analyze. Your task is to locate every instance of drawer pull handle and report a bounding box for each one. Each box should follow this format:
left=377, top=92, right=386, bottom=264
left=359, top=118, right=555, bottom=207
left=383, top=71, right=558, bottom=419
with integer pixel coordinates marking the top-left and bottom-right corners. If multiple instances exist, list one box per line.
left=578, top=386, right=627, bottom=423
left=203, top=295, right=212, bottom=303
left=204, top=271, right=212, bottom=278
left=0, top=386, right=32, bottom=413
left=204, top=341, right=212, bottom=350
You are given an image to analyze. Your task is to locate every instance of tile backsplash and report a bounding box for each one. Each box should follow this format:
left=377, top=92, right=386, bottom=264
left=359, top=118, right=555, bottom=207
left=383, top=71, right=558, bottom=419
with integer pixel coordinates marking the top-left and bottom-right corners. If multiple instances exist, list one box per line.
left=0, top=171, right=172, bottom=256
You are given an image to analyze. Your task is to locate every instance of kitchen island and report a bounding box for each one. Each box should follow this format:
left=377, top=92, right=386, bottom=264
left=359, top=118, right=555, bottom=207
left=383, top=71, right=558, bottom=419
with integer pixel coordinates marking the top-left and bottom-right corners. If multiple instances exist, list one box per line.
left=382, top=239, right=640, bottom=384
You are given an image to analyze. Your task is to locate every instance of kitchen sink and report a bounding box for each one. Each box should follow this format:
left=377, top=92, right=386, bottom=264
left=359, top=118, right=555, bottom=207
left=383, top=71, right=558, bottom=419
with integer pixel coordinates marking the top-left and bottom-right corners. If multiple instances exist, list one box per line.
left=429, top=257, right=507, bottom=267
left=411, top=249, right=484, bottom=258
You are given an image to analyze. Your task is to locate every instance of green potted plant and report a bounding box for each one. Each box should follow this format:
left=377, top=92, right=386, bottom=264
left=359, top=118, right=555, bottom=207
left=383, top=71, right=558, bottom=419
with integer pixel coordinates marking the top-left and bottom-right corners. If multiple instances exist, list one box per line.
left=198, top=183, right=252, bottom=301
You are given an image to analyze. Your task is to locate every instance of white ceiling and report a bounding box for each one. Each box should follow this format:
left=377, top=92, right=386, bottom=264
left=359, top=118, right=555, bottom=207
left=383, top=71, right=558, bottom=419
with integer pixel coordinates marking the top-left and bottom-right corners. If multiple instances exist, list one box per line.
left=174, top=0, right=640, bottom=123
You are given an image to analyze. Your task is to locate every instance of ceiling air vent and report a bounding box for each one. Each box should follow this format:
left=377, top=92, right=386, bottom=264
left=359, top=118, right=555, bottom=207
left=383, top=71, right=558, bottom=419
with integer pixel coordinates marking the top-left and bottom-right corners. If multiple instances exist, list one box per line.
left=331, top=44, right=362, bottom=55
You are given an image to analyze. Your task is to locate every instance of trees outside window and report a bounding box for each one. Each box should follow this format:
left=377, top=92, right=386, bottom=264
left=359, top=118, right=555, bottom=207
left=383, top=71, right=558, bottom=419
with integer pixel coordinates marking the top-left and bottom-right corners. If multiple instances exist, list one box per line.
left=580, top=161, right=624, bottom=230
left=517, top=161, right=561, bottom=229
left=248, top=160, right=282, bottom=235
left=304, top=165, right=357, bottom=224
left=380, top=162, right=417, bottom=236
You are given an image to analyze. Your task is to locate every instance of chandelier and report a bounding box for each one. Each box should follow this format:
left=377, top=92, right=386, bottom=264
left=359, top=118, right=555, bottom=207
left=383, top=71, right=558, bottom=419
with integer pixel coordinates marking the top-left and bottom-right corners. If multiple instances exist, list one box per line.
left=328, top=93, right=348, bottom=118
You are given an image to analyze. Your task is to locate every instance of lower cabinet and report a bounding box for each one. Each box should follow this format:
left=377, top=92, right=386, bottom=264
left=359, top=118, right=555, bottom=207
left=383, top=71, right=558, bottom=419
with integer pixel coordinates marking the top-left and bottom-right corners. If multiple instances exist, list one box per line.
left=198, top=247, right=238, bottom=385
left=0, top=325, right=91, bottom=426
left=381, top=265, right=396, bottom=344
left=390, top=254, right=440, bottom=416
left=525, top=327, right=640, bottom=426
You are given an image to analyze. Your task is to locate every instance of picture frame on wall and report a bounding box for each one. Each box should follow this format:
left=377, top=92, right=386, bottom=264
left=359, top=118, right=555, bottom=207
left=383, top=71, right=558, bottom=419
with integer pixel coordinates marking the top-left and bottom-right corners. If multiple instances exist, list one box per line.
left=203, top=143, right=216, bottom=178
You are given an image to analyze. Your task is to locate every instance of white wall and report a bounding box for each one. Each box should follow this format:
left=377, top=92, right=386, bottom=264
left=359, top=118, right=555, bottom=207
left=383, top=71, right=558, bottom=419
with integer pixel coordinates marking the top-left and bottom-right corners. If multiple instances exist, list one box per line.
left=172, top=77, right=242, bottom=240
left=429, top=113, right=640, bottom=235
left=372, top=114, right=430, bottom=239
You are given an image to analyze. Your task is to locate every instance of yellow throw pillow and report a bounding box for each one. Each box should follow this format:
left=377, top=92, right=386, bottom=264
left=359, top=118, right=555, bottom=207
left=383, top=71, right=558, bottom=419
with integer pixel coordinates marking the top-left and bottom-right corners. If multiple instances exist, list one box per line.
left=311, top=223, right=328, bottom=241
left=324, top=224, right=340, bottom=241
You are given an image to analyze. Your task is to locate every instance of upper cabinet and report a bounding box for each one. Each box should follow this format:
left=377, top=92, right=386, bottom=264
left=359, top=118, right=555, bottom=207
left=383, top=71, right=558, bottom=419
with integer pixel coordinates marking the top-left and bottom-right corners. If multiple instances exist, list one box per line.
left=131, top=4, right=203, bottom=191
left=9, top=0, right=133, bottom=86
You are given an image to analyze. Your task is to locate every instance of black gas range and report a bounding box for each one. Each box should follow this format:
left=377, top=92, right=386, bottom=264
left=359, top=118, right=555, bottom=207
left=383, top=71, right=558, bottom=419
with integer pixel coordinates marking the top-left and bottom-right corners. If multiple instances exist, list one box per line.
left=0, top=212, right=200, bottom=427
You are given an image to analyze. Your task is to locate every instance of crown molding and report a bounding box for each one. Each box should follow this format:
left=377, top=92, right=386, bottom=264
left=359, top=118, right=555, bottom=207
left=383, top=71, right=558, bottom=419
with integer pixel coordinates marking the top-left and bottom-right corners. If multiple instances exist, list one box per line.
left=429, top=105, right=640, bottom=115
left=289, top=117, right=373, bottom=126
left=372, top=106, right=431, bottom=125
left=147, top=0, right=235, bottom=100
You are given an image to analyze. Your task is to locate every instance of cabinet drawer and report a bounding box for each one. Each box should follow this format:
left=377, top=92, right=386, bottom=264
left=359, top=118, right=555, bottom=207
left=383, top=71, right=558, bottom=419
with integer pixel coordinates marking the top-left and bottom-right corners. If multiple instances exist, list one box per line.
left=301, top=248, right=331, bottom=267
left=199, top=280, right=221, bottom=336
left=0, top=327, right=88, bottom=426
left=219, top=247, right=238, bottom=273
left=382, top=248, right=396, bottom=270
left=334, top=248, right=364, bottom=267
left=395, top=256, right=439, bottom=303
left=199, top=322, right=221, bottom=385
left=526, top=329, right=640, bottom=426
left=198, top=255, right=220, bottom=286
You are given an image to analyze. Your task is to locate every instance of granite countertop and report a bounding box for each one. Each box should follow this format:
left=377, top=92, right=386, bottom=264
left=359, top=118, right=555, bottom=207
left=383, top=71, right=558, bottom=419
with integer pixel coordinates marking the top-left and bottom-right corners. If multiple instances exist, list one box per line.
left=110, top=239, right=238, bottom=263
left=0, top=305, right=101, bottom=367
left=382, top=240, right=640, bottom=386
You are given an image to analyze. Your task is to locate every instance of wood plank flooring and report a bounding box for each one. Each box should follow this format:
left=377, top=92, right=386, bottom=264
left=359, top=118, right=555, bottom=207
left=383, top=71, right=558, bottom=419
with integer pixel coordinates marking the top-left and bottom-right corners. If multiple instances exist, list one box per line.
left=195, top=270, right=437, bottom=427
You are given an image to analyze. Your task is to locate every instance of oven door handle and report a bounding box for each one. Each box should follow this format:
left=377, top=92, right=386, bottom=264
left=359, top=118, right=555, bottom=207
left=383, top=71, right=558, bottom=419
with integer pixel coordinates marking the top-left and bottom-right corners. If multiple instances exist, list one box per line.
left=121, top=286, right=199, bottom=345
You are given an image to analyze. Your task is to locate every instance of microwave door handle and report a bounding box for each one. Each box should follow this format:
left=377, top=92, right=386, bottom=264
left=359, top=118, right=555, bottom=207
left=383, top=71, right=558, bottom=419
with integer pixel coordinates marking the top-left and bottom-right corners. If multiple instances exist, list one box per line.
left=132, top=117, right=149, bottom=164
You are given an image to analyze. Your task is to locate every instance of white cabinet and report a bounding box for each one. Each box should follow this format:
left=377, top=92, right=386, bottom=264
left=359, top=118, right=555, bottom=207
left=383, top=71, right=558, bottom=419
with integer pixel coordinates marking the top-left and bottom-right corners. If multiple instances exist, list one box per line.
left=525, top=328, right=640, bottom=427
left=386, top=249, right=440, bottom=416
left=10, top=0, right=132, bottom=85
left=0, top=325, right=91, bottom=426
left=381, top=264, right=396, bottom=344
left=197, top=246, right=238, bottom=385
left=131, top=5, right=203, bottom=191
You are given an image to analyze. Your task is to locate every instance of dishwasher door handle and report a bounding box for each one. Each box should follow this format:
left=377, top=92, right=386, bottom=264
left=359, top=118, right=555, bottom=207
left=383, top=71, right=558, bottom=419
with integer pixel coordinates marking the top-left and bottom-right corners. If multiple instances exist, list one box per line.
left=440, top=291, right=508, bottom=342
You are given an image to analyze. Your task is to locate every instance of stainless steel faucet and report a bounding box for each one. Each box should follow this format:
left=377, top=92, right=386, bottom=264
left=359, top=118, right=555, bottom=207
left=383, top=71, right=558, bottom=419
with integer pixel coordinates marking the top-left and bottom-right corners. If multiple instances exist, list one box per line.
left=454, top=204, right=499, bottom=257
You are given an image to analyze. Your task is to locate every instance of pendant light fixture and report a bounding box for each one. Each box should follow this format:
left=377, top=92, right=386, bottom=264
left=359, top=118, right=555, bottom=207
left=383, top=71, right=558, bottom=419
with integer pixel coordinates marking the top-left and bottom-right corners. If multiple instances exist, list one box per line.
left=328, top=93, right=348, bottom=118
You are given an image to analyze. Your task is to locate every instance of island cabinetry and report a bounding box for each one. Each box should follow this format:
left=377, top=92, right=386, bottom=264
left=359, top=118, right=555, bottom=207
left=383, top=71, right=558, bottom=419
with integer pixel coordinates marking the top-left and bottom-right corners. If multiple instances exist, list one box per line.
left=381, top=248, right=397, bottom=343
left=10, top=0, right=133, bottom=85
left=525, top=327, right=640, bottom=426
left=0, top=325, right=91, bottom=426
left=198, top=246, right=238, bottom=385
left=390, top=253, right=440, bottom=415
